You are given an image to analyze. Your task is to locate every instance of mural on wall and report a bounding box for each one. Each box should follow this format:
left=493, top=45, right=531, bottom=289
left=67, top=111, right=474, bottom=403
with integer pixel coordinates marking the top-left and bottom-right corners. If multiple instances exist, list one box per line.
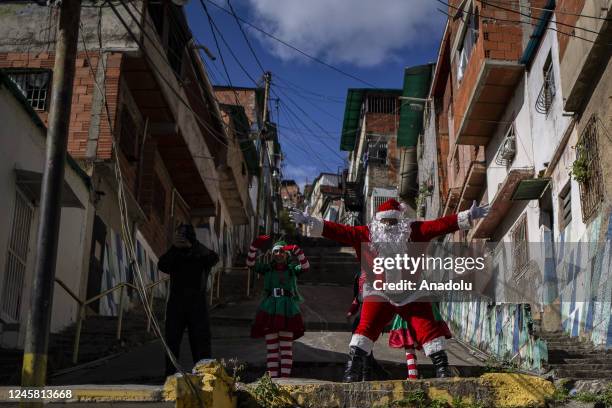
left=558, top=211, right=612, bottom=348
left=99, top=228, right=167, bottom=317
left=440, top=209, right=612, bottom=371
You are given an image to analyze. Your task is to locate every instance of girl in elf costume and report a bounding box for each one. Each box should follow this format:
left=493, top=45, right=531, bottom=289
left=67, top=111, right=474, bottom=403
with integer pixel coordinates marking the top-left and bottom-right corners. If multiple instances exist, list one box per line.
left=388, top=315, right=419, bottom=379
left=247, top=235, right=310, bottom=378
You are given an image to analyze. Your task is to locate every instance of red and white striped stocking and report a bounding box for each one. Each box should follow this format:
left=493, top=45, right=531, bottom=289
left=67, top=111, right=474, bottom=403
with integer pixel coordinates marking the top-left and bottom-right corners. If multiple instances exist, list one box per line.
left=265, top=333, right=280, bottom=378
left=278, top=331, right=294, bottom=378
left=405, top=347, right=418, bottom=379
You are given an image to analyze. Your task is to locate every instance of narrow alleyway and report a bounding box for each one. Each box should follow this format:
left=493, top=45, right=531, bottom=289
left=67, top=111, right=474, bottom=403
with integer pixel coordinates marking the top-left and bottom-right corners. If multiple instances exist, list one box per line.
left=48, top=243, right=484, bottom=385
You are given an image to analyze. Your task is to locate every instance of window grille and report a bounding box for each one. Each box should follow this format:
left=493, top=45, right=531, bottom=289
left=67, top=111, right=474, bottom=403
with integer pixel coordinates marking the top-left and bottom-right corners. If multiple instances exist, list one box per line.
left=494, top=124, right=516, bottom=166
left=7, top=70, right=51, bottom=110
left=2, top=189, right=34, bottom=321
left=366, top=95, right=397, bottom=114
left=367, top=137, right=388, bottom=165
left=558, top=181, right=572, bottom=230
left=512, top=214, right=529, bottom=278
left=577, top=116, right=604, bottom=221
left=535, top=53, right=556, bottom=114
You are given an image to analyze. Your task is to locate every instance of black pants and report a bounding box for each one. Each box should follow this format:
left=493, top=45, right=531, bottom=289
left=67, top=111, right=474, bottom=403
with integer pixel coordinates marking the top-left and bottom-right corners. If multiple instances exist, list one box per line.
left=164, top=291, right=211, bottom=376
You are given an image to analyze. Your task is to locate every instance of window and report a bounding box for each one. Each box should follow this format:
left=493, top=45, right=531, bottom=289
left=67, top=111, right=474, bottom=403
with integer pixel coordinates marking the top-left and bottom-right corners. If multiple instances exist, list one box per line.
left=535, top=53, right=556, bottom=114
left=7, top=70, right=51, bottom=110
left=366, top=137, right=388, bottom=165
left=119, top=107, right=139, bottom=162
left=558, top=182, right=572, bottom=230
left=2, top=189, right=33, bottom=320
left=576, top=116, right=604, bottom=221
left=494, top=124, right=517, bottom=167
left=152, top=173, right=166, bottom=224
left=366, top=95, right=397, bottom=114
left=511, top=215, right=529, bottom=278
left=456, top=5, right=479, bottom=82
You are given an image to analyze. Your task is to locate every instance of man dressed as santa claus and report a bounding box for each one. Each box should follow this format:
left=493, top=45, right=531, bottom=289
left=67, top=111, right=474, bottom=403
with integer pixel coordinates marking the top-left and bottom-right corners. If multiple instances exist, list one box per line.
left=290, top=198, right=489, bottom=382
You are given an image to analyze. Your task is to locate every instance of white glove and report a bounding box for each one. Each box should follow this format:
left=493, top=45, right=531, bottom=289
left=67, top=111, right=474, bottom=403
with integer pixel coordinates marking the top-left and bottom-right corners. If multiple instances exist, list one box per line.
left=468, top=200, right=490, bottom=221
left=289, top=208, right=313, bottom=225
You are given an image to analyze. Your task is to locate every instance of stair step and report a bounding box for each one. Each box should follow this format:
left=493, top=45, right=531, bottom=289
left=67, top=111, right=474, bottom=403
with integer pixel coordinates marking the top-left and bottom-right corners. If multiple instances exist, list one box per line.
left=553, top=369, right=612, bottom=379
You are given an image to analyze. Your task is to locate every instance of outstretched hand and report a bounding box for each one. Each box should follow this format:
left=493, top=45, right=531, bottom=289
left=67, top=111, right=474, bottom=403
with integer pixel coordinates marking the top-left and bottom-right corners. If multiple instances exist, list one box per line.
left=289, top=208, right=312, bottom=225
left=468, top=201, right=490, bottom=221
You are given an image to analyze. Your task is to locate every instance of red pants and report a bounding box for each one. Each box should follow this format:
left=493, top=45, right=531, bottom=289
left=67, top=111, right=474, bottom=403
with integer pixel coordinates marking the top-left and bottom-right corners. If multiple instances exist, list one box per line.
left=355, top=296, right=451, bottom=350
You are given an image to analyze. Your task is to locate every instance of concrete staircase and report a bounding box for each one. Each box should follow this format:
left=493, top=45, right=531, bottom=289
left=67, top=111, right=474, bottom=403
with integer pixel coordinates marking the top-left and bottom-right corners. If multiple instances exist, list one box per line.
left=0, top=299, right=165, bottom=385
left=300, top=245, right=359, bottom=286
left=540, top=331, right=612, bottom=380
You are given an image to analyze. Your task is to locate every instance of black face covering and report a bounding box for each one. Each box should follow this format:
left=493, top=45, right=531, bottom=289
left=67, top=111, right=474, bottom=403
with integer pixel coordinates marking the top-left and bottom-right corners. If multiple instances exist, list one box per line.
left=177, top=224, right=196, bottom=244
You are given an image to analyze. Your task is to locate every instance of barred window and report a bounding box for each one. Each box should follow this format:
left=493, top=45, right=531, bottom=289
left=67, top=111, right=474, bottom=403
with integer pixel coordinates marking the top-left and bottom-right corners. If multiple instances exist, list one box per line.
left=576, top=116, right=604, bottom=221
left=512, top=215, right=529, bottom=278
left=558, top=181, right=572, bottom=230
left=366, top=95, right=397, bottom=114
left=7, top=70, right=51, bottom=111
left=535, top=53, right=556, bottom=114
left=367, top=136, right=388, bottom=165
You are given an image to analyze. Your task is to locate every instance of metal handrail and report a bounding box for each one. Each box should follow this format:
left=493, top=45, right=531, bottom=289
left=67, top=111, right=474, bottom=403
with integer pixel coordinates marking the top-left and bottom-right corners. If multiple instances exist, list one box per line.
left=54, top=276, right=169, bottom=364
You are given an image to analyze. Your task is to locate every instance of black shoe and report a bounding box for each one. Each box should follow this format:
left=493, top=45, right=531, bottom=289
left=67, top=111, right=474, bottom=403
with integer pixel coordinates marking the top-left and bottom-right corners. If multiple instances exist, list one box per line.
left=342, top=346, right=369, bottom=382
left=369, top=353, right=391, bottom=381
left=430, top=350, right=452, bottom=378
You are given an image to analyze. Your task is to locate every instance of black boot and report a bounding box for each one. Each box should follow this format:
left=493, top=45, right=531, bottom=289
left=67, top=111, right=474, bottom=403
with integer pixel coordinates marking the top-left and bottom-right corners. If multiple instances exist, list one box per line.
left=369, top=353, right=391, bottom=380
left=342, top=346, right=368, bottom=382
left=430, top=350, right=452, bottom=378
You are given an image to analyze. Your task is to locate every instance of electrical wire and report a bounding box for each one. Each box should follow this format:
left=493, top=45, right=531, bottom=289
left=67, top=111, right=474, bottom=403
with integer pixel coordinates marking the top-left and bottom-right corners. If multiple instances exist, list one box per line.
left=199, top=0, right=242, bottom=107
left=226, top=0, right=266, bottom=74
left=436, top=1, right=599, bottom=44
left=204, top=0, right=378, bottom=87
left=479, top=0, right=600, bottom=34
left=78, top=21, right=201, bottom=400
left=483, top=0, right=612, bottom=21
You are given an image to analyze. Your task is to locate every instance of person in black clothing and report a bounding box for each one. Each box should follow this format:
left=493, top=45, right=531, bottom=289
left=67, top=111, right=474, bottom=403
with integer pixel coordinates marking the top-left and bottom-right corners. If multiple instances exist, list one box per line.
left=158, top=224, right=219, bottom=376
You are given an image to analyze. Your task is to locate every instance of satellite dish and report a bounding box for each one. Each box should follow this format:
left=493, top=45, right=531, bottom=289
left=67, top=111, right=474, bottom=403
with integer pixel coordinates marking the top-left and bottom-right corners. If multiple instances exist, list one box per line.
left=171, top=0, right=189, bottom=5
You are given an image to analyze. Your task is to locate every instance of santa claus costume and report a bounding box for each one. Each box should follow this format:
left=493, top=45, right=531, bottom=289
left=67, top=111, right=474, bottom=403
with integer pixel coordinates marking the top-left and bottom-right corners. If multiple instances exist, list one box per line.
left=247, top=236, right=310, bottom=378
left=290, top=198, right=488, bottom=382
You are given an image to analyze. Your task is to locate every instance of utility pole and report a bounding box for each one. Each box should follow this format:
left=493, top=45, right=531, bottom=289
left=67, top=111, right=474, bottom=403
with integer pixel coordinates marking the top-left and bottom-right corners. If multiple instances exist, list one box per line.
left=21, top=0, right=82, bottom=403
left=253, top=71, right=272, bottom=240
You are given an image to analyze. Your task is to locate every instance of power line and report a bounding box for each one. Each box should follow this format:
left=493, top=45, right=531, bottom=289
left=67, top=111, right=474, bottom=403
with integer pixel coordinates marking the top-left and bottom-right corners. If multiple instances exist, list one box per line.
left=274, top=82, right=342, bottom=121
left=199, top=0, right=241, bottom=106
left=226, top=0, right=266, bottom=74
left=436, top=1, right=598, bottom=44
left=483, top=0, right=612, bottom=21
left=479, top=0, right=600, bottom=35
left=204, top=0, right=378, bottom=88
left=110, top=0, right=233, bottom=147
left=274, top=74, right=345, bottom=102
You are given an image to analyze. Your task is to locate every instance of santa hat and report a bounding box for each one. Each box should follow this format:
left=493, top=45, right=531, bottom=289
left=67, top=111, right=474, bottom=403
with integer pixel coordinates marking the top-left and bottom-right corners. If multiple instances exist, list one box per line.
left=375, top=198, right=408, bottom=220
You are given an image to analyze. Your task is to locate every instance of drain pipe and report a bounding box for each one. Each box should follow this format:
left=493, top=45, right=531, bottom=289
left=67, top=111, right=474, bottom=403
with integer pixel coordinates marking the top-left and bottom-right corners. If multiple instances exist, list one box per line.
left=399, top=147, right=418, bottom=208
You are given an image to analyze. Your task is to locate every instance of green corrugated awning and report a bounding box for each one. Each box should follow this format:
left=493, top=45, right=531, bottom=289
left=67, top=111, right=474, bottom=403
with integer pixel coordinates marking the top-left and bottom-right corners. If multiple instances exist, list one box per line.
left=397, top=64, right=434, bottom=147
left=511, top=178, right=551, bottom=200
left=340, top=89, right=364, bottom=151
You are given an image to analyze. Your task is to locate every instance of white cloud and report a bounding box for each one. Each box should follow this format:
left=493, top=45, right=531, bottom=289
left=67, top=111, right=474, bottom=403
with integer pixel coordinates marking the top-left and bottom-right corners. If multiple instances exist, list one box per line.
left=243, top=0, right=444, bottom=67
left=282, top=163, right=318, bottom=192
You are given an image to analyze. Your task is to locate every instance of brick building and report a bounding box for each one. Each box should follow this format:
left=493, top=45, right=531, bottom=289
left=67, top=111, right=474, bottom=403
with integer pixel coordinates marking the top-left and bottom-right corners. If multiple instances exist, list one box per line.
left=0, top=0, right=260, bottom=338
left=417, top=0, right=612, bottom=370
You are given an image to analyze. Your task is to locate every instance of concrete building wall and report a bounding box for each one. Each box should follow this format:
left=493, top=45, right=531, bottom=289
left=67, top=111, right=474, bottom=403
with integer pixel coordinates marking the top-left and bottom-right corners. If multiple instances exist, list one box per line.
left=0, top=84, right=93, bottom=347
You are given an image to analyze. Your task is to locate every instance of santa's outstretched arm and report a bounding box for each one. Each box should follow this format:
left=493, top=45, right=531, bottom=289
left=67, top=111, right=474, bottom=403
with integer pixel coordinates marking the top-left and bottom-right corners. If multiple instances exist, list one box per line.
left=289, top=209, right=364, bottom=246
left=411, top=201, right=490, bottom=241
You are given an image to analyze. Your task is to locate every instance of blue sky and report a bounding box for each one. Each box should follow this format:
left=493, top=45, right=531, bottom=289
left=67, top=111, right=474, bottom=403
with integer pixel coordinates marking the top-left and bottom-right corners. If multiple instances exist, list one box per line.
left=185, top=0, right=446, bottom=191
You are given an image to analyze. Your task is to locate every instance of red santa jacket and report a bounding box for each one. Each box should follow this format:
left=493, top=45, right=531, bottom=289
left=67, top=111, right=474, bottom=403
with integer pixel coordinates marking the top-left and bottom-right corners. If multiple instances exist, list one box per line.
left=310, top=213, right=471, bottom=305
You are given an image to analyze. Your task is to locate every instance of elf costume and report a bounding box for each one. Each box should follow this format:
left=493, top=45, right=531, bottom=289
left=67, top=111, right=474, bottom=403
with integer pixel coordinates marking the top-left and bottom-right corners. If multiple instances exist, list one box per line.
left=247, top=236, right=310, bottom=378
left=290, top=198, right=489, bottom=382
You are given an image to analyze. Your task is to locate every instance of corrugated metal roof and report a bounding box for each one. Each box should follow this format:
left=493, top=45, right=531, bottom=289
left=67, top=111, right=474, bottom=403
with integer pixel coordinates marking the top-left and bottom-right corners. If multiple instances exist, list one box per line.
left=397, top=64, right=434, bottom=147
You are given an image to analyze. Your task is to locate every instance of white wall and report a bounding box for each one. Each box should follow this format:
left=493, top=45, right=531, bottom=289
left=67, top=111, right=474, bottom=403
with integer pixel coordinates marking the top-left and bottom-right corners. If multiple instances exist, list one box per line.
left=0, top=86, right=92, bottom=347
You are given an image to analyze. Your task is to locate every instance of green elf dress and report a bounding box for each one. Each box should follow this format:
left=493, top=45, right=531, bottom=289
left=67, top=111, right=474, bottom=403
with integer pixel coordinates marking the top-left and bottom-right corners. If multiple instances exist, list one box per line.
left=250, top=257, right=306, bottom=341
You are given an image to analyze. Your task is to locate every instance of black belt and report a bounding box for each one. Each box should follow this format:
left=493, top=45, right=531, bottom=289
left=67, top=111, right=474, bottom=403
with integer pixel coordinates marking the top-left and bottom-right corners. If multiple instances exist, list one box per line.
left=268, top=288, right=294, bottom=297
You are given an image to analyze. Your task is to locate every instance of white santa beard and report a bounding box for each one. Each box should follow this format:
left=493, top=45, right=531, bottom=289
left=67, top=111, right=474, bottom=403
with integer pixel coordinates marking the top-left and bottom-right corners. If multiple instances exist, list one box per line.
left=369, top=219, right=412, bottom=246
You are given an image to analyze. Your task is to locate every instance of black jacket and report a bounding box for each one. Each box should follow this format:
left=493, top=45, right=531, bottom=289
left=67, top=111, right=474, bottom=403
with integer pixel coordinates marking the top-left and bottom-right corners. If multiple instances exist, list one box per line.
left=158, top=242, right=219, bottom=294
